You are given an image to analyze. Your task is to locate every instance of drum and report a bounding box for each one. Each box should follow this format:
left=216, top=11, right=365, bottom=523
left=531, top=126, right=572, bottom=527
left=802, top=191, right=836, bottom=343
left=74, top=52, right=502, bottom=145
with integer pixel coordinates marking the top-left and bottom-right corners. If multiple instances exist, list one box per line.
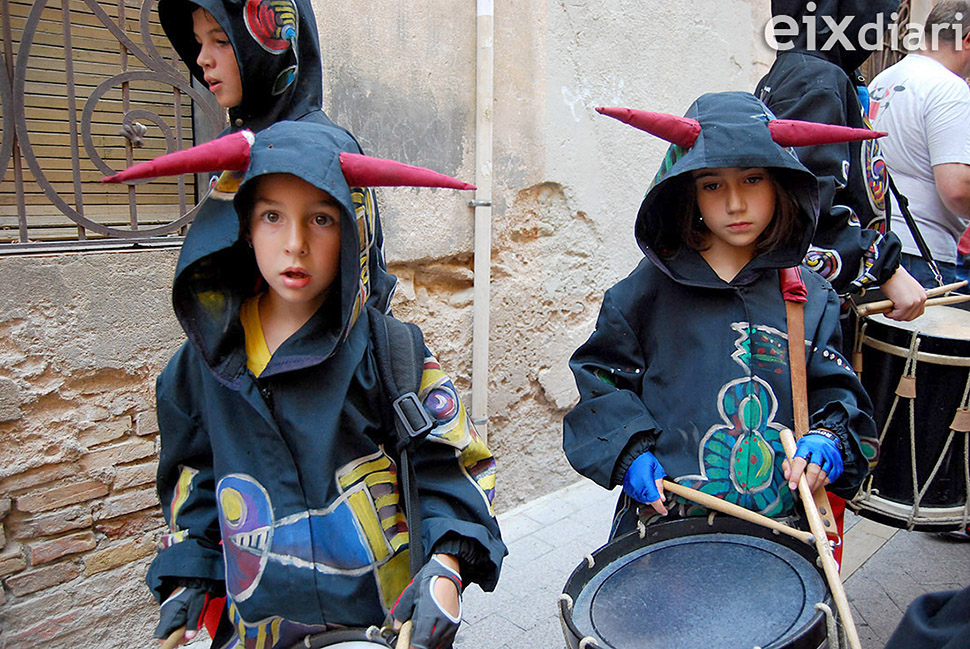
left=292, top=627, right=392, bottom=649
left=559, top=517, right=835, bottom=649
left=853, top=307, right=970, bottom=531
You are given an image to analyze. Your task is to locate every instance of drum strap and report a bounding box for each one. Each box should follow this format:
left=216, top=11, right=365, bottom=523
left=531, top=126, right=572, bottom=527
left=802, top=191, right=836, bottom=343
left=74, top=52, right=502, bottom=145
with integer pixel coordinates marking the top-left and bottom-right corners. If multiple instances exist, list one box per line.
left=780, top=268, right=839, bottom=535
left=888, top=175, right=945, bottom=288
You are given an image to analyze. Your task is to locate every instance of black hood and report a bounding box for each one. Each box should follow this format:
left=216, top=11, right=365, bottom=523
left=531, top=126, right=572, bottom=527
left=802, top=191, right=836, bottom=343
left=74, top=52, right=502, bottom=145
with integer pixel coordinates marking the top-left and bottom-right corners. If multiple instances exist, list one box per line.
left=770, top=0, right=901, bottom=72
left=636, top=92, right=818, bottom=286
left=171, top=121, right=396, bottom=382
left=160, top=0, right=324, bottom=132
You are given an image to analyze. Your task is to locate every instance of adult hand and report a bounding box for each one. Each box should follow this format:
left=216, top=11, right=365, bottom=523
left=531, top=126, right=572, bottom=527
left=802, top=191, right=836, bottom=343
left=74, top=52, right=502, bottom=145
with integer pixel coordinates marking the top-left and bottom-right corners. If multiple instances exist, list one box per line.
left=154, top=586, right=211, bottom=645
left=880, top=266, right=927, bottom=321
left=783, top=432, right=843, bottom=493
left=390, top=555, right=462, bottom=649
left=622, top=451, right=668, bottom=515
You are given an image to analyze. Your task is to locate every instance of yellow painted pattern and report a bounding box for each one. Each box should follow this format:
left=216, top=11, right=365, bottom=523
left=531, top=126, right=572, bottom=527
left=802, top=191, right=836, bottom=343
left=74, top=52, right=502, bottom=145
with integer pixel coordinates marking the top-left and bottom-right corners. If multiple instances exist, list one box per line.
left=170, top=466, right=199, bottom=531
left=348, top=489, right=390, bottom=561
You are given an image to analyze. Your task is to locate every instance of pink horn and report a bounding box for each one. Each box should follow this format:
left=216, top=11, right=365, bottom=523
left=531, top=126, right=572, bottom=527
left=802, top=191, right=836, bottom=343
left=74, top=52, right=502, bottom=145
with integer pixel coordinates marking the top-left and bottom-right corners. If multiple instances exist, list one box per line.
left=596, top=107, right=701, bottom=149
left=768, top=119, right=886, bottom=147
left=101, top=130, right=255, bottom=183
left=338, top=152, right=476, bottom=190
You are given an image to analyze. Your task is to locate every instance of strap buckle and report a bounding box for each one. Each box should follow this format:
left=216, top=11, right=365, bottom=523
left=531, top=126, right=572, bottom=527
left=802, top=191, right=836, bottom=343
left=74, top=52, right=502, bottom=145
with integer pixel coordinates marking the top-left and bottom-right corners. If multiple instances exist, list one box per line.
left=392, top=392, right=434, bottom=442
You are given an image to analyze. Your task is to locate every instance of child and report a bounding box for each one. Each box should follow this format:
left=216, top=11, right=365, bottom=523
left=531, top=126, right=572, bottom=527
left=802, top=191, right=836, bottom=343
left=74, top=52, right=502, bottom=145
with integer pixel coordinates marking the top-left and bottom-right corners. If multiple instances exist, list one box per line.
left=563, top=92, right=878, bottom=539
left=756, top=0, right=926, bottom=323
left=157, top=0, right=397, bottom=311
left=104, top=121, right=505, bottom=649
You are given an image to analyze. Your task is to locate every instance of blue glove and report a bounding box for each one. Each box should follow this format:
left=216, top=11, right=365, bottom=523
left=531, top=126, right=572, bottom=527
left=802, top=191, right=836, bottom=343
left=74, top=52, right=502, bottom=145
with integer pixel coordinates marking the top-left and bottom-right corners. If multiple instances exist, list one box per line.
left=390, top=556, right=463, bottom=649
left=153, top=585, right=212, bottom=640
left=622, top=451, right=667, bottom=505
left=794, top=432, right=844, bottom=483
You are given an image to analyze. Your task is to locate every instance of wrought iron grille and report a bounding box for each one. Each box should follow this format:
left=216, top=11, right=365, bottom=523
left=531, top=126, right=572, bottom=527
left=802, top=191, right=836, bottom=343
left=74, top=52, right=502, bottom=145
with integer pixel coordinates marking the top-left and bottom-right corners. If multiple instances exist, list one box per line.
left=0, top=0, right=226, bottom=253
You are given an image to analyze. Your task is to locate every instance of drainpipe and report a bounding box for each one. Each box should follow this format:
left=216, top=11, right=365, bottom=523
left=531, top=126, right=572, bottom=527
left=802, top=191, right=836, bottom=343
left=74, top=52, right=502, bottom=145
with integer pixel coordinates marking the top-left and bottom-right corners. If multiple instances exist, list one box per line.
left=471, top=0, right=494, bottom=441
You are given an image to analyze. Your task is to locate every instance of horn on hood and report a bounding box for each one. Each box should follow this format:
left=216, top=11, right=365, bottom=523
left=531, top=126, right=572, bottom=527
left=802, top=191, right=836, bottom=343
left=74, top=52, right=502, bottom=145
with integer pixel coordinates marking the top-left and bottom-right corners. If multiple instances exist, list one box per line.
left=338, top=152, right=475, bottom=190
left=768, top=119, right=887, bottom=147
left=595, top=106, right=701, bottom=148
left=101, top=130, right=255, bottom=183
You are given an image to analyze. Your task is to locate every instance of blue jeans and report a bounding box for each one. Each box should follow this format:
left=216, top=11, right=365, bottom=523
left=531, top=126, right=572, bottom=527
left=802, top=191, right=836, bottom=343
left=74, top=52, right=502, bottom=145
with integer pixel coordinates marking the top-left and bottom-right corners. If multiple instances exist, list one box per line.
left=900, top=253, right=957, bottom=288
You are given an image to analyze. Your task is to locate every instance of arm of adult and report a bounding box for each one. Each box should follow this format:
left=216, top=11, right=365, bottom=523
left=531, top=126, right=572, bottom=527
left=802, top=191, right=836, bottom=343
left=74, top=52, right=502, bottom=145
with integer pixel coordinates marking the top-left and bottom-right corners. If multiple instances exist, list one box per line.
left=934, top=162, right=970, bottom=219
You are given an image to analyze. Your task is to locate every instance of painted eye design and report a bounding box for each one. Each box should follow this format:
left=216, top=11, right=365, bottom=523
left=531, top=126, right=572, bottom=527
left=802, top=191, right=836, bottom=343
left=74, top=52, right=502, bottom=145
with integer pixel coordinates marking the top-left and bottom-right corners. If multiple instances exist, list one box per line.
left=244, top=0, right=298, bottom=53
left=424, top=387, right=458, bottom=422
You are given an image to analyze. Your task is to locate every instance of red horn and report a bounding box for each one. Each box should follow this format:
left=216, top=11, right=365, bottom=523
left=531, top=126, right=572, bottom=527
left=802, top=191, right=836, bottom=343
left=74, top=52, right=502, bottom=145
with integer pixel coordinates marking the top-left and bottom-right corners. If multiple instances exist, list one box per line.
left=768, top=119, right=886, bottom=147
left=596, top=107, right=701, bottom=149
left=101, top=130, right=254, bottom=183
left=338, top=152, right=476, bottom=190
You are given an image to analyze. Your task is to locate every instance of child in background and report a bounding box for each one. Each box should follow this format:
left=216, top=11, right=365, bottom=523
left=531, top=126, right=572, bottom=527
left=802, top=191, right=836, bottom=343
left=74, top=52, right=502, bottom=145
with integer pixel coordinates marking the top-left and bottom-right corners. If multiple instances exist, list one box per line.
left=105, top=121, right=505, bottom=649
left=563, top=92, right=877, bottom=539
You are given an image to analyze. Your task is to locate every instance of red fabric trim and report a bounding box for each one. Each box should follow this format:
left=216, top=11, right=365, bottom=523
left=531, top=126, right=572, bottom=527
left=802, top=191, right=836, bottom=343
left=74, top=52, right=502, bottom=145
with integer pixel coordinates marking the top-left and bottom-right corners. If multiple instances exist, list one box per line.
left=779, top=267, right=808, bottom=303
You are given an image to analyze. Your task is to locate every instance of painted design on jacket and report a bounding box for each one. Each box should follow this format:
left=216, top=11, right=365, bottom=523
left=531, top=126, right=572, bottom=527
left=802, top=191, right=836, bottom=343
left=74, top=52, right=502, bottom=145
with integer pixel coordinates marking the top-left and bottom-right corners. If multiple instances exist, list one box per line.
left=350, top=188, right=377, bottom=326
left=680, top=376, right=794, bottom=517
left=860, top=114, right=888, bottom=219
left=849, top=238, right=882, bottom=291
left=226, top=599, right=325, bottom=649
left=216, top=473, right=393, bottom=603
left=730, top=322, right=789, bottom=375
left=169, top=465, right=200, bottom=532
left=419, top=356, right=497, bottom=511
left=805, top=245, right=843, bottom=281
left=243, top=0, right=298, bottom=94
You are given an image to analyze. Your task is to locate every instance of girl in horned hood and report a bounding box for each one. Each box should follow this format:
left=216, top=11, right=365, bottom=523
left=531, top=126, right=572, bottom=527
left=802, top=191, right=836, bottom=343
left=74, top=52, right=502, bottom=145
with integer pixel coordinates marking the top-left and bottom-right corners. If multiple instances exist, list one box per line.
left=563, top=92, right=876, bottom=539
left=108, top=122, right=505, bottom=649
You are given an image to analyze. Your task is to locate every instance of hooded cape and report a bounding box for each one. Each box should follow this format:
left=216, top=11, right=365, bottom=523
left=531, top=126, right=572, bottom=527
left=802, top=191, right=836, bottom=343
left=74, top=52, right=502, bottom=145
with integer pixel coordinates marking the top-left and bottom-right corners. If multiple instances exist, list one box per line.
left=563, top=93, right=874, bottom=536
left=147, top=122, right=503, bottom=645
left=756, top=0, right=902, bottom=295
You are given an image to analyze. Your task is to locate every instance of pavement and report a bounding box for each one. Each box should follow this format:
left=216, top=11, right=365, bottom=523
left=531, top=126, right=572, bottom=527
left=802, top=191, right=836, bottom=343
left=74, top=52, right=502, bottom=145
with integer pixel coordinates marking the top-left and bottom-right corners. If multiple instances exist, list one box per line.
left=457, top=479, right=970, bottom=649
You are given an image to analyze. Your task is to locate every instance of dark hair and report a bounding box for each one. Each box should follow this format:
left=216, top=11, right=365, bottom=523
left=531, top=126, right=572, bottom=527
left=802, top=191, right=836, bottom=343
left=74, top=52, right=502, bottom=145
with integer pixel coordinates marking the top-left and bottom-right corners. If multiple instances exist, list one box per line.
left=658, top=168, right=801, bottom=258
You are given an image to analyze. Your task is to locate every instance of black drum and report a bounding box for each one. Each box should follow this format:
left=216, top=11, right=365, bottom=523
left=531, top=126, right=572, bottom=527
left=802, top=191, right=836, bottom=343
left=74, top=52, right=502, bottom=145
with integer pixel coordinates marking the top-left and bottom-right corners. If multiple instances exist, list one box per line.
left=854, top=307, right=970, bottom=531
left=559, top=517, right=835, bottom=649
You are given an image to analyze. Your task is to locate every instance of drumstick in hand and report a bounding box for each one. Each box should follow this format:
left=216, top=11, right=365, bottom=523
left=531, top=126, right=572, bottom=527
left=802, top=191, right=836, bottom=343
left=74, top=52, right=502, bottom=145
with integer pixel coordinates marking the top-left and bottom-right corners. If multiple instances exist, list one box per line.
left=780, top=428, right=862, bottom=649
left=395, top=620, right=412, bottom=649
left=857, top=293, right=970, bottom=317
left=662, top=480, right=814, bottom=545
left=159, top=627, right=186, bottom=649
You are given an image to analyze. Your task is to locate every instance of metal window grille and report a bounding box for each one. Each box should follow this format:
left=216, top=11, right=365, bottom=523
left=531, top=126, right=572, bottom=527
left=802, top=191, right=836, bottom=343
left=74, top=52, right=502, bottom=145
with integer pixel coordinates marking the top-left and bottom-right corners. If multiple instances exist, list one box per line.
left=0, top=0, right=226, bottom=254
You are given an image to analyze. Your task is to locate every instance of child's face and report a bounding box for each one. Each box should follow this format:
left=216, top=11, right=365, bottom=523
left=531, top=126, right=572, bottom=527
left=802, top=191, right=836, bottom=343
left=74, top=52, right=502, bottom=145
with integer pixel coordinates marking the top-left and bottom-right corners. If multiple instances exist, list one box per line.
left=248, top=174, right=342, bottom=313
left=692, top=167, right=776, bottom=256
left=192, top=8, right=242, bottom=108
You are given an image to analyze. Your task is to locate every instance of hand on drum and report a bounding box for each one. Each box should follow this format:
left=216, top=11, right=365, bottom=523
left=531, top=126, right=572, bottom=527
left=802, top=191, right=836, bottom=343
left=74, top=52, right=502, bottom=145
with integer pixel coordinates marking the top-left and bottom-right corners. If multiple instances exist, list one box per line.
left=783, top=432, right=844, bottom=493
left=390, top=554, right=462, bottom=649
left=880, top=266, right=927, bottom=322
left=622, top=451, right=668, bottom=515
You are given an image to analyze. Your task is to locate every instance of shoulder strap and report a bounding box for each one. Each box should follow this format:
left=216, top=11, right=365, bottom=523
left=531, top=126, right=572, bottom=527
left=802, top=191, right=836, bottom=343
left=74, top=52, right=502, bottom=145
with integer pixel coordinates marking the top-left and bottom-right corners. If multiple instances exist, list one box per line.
left=778, top=268, right=838, bottom=535
left=367, top=305, right=433, bottom=577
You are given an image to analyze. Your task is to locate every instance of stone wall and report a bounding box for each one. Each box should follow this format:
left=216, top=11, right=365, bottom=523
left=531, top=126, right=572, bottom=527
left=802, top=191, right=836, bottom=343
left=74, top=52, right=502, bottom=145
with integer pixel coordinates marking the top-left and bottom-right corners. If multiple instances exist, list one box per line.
left=0, top=2, right=778, bottom=647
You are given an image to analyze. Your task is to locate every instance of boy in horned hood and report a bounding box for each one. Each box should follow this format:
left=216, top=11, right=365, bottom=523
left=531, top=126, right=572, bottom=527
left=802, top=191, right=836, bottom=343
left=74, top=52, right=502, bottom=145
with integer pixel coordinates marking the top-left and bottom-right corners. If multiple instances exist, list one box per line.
left=108, top=122, right=505, bottom=649
left=756, top=0, right=926, bottom=322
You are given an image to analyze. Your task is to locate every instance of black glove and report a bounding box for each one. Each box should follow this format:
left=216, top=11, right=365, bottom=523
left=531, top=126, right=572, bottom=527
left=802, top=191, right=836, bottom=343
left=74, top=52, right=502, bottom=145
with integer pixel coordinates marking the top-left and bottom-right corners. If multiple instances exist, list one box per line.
left=153, top=585, right=212, bottom=641
left=389, top=556, right=463, bottom=649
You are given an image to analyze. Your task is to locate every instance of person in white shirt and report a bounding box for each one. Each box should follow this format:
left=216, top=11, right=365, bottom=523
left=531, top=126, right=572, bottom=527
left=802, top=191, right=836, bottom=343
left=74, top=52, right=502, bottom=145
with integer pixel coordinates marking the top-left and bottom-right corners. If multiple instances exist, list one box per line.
left=869, top=0, right=970, bottom=286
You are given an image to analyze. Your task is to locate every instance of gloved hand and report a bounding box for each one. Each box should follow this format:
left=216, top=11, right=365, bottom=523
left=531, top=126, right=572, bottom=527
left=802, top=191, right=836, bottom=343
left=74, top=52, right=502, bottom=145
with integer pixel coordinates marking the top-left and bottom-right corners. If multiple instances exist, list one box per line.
left=786, top=431, right=844, bottom=492
left=622, top=451, right=668, bottom=515
left=153, top=585, right=212, bottom=643
left=390, top=555, right=463, bottom=649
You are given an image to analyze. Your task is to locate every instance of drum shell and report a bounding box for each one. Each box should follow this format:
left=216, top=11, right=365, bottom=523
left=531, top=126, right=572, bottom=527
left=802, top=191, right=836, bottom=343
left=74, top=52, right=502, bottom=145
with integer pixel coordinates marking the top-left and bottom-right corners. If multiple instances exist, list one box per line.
left=291, top=627, right=390, bottom=649
left=858, top=313, right=969, bottom=526
left=559, top=517, right=833, bottom=649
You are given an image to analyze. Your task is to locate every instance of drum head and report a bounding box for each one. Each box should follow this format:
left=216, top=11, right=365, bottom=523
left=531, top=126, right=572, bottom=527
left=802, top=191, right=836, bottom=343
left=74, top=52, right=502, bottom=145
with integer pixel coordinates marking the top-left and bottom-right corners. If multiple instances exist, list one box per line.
left=561, top=518, right=830, bottom=649
left=299, top=628, right=390, bottom=649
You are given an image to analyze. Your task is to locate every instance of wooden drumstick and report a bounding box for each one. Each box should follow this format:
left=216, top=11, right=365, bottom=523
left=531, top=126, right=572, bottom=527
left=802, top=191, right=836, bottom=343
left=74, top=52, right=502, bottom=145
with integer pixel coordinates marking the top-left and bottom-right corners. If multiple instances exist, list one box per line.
left=395, top=620, right=413, bottom=649
left=159, top=627, right=185, bottom=649
left=857, top=293, right=970, bottom=317
left=780, top=428, right=862, bottom=649
left=662, top=479, right=814, bottom=545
